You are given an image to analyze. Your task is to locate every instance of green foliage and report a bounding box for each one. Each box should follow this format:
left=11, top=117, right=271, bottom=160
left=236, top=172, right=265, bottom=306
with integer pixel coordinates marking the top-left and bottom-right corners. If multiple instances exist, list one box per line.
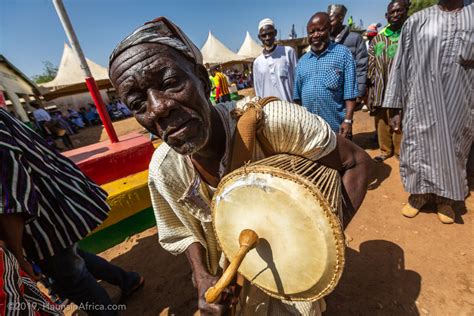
left=408, top=0, right=438, bottom=15
left=32, top=61, right=58, bottom=84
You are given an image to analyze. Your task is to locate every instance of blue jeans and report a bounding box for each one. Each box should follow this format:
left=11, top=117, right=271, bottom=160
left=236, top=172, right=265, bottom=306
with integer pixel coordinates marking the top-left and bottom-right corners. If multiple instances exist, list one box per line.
left=38, top=244, right=140, bottom=316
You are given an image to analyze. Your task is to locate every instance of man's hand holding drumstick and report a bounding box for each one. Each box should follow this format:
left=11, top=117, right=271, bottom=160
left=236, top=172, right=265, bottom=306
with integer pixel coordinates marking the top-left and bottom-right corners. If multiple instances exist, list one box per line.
left=186, top=243, right=239, bottom=315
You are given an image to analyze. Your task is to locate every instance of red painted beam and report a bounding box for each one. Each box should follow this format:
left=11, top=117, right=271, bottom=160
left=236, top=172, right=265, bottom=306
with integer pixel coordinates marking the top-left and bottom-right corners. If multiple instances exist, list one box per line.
left=63, top=132, right=154, bottom=185
left=85, top=76, right=119, bottom=143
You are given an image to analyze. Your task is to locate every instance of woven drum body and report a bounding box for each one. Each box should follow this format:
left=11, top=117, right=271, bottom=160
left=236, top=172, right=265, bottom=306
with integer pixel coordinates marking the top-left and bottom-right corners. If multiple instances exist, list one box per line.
left=212, top=154, right=345, bottom=301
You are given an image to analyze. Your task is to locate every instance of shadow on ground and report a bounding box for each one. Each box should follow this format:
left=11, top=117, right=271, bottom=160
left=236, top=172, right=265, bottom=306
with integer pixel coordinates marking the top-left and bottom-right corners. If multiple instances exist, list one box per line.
left=326, top=239, right=421, bottom=315
left=68, top=125, right=104, bottom=149
left=353, top=131, right=378, bottom=150
left=416, top=200, right=469, bottom=225
left=368, top=161, right=392, bottom=190
left=96, top=236, right=422, bottom=315
left=101, top=235, right=197, bottom=316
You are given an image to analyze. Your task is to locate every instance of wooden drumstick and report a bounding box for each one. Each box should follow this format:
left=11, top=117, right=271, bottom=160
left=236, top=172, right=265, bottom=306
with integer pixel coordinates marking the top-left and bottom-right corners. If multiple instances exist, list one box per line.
left=205, top=229, right=259, bottom=304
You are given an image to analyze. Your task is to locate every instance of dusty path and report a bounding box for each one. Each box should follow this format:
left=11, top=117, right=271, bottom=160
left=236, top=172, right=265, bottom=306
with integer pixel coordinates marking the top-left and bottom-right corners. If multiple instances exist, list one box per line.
left=68, top=95, right=473, bottom=315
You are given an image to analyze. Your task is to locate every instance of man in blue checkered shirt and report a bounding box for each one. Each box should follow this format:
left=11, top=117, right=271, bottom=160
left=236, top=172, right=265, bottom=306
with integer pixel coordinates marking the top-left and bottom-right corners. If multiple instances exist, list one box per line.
left=294, top=12, right=358, bottom=138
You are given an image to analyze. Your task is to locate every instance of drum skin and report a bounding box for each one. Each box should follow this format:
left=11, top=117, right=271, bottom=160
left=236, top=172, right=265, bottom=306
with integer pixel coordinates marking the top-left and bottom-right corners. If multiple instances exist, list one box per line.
left=212, top=155, right=345, bottom=301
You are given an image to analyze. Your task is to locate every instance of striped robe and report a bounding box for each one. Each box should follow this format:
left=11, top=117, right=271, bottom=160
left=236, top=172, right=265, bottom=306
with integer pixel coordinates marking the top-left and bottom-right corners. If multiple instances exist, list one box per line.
left=0, top=109, right=110, bottom=262
left=382, top=1, right=474, bottom=201
left=0, top=246, right=62, bottom=316
left=367, top=29, right=400, bottom=109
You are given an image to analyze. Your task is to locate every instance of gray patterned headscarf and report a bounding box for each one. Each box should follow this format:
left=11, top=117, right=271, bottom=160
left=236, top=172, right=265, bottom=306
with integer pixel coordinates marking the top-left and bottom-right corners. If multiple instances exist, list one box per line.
left=109, top=17, right=203, bottom=70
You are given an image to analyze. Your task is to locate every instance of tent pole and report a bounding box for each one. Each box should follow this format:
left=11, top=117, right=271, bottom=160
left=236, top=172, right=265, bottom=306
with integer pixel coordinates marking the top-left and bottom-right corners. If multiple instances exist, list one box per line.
left=52, top=0, right=119, bottom=143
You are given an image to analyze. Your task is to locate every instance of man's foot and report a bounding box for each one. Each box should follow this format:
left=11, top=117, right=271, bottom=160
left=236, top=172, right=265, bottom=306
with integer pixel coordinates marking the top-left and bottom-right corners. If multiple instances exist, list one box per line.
left=437, top=204, right=455, bottom=224
left=402, top=204, right=420, bottom=218
left=374, top=155, right=389, bottom=163
left=361, top=104, right=369, bottom=112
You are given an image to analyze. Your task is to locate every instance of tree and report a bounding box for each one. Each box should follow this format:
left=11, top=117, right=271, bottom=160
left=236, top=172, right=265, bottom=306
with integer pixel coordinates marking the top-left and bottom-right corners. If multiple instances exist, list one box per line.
left=32, top=61, right=58, bottom=84
left=408, top=0, right=438, bottom=15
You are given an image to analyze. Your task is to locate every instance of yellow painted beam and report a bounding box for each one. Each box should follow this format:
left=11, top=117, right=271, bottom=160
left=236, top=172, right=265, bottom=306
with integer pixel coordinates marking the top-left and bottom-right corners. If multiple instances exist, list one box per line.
left=95, top=170, right=152, bottom=232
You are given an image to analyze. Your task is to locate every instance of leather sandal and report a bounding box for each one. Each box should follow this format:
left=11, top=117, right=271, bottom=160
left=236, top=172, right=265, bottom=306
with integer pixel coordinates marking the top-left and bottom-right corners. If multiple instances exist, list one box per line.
left=402, top=204, right=420, bottom=218
left=437, top=204, right=455, bottom=224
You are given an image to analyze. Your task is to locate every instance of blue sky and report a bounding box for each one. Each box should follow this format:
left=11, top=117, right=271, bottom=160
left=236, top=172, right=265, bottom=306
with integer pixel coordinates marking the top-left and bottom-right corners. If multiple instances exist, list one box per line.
left=0, top=0, right=388, bottom=78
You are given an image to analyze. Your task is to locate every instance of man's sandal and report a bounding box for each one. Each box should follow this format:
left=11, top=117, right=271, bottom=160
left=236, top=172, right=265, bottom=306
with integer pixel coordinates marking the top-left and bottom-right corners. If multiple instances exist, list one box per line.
left=402, top=204, right=420, bottom=218
left=437, top=204, right=455, bottom=224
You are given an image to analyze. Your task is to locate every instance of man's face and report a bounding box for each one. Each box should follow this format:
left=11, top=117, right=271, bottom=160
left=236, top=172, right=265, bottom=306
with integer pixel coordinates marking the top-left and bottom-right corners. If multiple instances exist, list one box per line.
left=258, top=25, right=277, bottom=49
left=329, top=12, right=344, bottom=33
left=307, top=15, right=331, bottom=54
left=386, top=2, right=408, bottom=28
left=110, top=43, right=212, bottom=156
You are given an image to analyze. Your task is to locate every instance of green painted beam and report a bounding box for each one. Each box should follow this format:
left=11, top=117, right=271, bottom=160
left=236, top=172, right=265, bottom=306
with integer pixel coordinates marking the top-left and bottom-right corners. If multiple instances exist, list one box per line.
left=79, top=207, right=156, bottom=254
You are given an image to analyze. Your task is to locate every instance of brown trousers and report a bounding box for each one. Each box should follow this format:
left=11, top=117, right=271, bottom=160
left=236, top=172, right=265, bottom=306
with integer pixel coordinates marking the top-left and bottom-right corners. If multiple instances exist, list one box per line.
left=375, top=108, right=402, bottom=157
left=409, top=194, right=455, bottom=209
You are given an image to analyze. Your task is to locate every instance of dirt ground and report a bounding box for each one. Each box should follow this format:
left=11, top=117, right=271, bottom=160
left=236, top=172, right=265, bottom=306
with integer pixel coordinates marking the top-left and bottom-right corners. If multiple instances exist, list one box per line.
left=62, top=118, right=146, bottom=149
left=67, top=90, right=473, bottom=315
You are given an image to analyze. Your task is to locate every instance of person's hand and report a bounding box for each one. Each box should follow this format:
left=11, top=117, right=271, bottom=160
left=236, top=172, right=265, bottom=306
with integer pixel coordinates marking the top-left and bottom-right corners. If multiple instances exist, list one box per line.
left=389, top=113, right=402, bottom=134
left=339, top=122, right=353, bottom=139
left=0, top=240, right=5, bottom=249
left=18, top=258, right=41, bottom=282
left=195, top=273, right=238, bottom=316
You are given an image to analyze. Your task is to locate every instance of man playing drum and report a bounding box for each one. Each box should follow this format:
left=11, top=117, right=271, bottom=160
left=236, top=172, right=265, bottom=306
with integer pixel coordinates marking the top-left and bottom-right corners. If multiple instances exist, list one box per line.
left=109, top=17, right=371, bottom=315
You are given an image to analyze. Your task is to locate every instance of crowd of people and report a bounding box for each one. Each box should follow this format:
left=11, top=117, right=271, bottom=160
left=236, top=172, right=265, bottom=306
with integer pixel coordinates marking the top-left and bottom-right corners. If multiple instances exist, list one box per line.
left=0, top=0, right=472, bottom=315
left=252, top=0, right=472, bottom=224
left=208, top=66, right=253, bottom=104
left=26, top=99, right=133, bottom=151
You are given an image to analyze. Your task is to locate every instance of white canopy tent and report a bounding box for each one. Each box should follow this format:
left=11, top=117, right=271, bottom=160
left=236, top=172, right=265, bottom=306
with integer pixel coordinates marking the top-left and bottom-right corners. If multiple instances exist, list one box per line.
left=237, top=31, right=262, bottom=60
left=41, top=43, right=109, bottom=90
left=39, top=44, right=113, bottom=108
left=201, top=32, right=247, bottom=66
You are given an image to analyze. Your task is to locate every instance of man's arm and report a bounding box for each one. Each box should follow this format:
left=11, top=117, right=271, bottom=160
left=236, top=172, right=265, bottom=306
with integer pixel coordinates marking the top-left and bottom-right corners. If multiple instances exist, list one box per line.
left=354, top=34, right=368, bottom=97
left=0, top=214, right=24, bottom=261
left=186, top=243, right=235, bottom=315
left=341, top=51, right=359, bottom=138
left=340, top=99, right=356, bottom=138
left=0, top=149, right=39, bottom=279
left=367, top=38, right=376, bottom=82
left=288, top=48, right=298, bottom=98
left=317, top=134, right=371, bottom=226
left=292, top=61, right=302, bottom=105
left=0, top=214, right=38, bottom=279
left=260, top=102, right=371, bottom=226
left=383, top=23, right=411, bottom=131
left=252, top=61, right=262, bottom=98
left=149, top=174, right=232, bottom=315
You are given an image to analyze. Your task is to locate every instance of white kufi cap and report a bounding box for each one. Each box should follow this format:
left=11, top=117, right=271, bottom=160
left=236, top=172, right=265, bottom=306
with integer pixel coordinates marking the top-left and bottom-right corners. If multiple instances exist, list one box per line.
left=258, top=18, right=274, bottom=32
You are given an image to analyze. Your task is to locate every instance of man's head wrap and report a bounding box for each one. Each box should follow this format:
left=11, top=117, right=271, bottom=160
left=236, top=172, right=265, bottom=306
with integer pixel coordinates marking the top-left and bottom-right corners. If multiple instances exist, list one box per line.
left=328, top=4, right=348, bottom=18
left=258, top=18, right=275, bottom=32
left=109, top=16, right=203, bottom=71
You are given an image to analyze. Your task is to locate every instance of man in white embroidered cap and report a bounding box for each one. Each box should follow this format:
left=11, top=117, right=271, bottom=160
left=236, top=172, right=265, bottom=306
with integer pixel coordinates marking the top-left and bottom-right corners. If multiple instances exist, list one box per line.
left=253, top=18, right=297, bottom=102
left=109, top=16, right=371, bottom=315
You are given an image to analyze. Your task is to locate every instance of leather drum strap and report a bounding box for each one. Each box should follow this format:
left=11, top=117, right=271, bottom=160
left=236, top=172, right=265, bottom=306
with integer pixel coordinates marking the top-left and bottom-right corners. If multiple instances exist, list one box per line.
left=229, top=96, right=279, bottom=171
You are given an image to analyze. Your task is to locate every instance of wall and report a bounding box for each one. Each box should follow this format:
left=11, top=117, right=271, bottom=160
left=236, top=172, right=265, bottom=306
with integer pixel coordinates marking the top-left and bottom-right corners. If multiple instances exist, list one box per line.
left=0, top=63, right=36, bottom=95
left=47, top=89, right=111, bottom=111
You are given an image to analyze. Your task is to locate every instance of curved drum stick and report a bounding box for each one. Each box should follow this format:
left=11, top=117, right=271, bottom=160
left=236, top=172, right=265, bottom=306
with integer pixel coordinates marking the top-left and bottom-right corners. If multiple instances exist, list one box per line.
left=205, top=229, right=259, bottom=303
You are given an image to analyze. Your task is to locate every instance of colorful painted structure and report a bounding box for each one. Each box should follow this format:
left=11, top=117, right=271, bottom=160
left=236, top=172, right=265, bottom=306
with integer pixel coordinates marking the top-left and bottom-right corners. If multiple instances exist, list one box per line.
left=63, top=132, right=156, bottom=253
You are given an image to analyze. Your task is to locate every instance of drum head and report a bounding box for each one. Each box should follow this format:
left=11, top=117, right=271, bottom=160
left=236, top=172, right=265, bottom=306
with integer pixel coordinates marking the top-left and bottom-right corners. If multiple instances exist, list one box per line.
left=212, top=165, right=345, bottom=301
